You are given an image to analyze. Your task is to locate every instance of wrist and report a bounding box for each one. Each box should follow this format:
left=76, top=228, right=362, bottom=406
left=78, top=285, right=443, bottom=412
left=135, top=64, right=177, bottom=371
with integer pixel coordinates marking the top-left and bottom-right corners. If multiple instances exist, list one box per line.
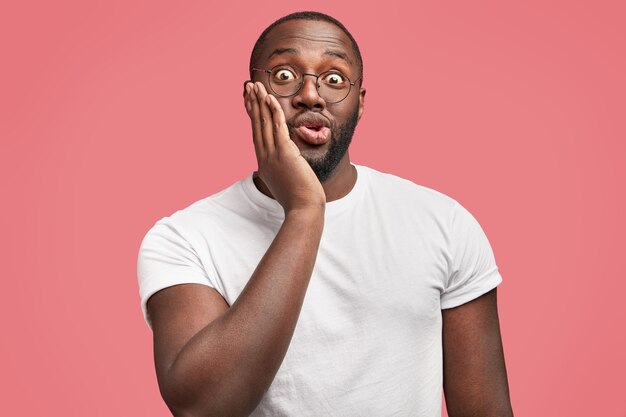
left=284, top=206, right=325, bottom=223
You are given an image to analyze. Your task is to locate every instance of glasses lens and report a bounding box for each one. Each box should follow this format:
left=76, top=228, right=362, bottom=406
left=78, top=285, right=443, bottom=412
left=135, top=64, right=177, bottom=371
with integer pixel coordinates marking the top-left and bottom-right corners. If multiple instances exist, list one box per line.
left=317, top=71, right=351, bottom=103
left=269, top=67, right=301, bottom=97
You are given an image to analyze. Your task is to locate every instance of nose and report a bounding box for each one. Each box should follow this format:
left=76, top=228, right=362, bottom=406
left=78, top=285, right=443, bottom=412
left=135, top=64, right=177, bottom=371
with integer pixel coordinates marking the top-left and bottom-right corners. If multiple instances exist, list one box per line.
left=292, top=75, right=325, bottom=111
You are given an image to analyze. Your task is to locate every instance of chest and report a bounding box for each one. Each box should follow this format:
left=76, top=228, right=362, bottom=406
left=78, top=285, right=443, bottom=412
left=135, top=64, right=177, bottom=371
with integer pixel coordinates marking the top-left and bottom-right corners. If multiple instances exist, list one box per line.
left=203, top=209, right=448, bottom=322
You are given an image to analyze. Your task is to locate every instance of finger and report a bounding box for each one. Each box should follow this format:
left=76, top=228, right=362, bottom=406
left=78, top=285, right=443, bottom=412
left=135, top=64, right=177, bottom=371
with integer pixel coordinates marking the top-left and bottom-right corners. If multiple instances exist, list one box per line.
left=243, top=82, right=252, bottom=114
left=266, top=94, right=292, bottom=153
left=243, top=82, right=253, bottom=117
left=247, top=82, right=265, bottom=157
left=246, top=83, right=262, bottom=151
left=255, top=82, right=275, bottom=153
left=242, top=80, right=251, bottom=98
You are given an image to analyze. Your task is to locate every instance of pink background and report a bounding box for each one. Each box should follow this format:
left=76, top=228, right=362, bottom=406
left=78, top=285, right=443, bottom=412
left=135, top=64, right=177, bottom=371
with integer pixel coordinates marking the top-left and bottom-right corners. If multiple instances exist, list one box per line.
left=2, top=1, right=624, bottom=416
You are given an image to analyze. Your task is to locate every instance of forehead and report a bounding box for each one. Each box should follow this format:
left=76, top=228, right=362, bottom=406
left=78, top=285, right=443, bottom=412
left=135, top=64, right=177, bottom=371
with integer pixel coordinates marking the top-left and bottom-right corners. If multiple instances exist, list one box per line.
left=258, top=20, right=356, bottom=68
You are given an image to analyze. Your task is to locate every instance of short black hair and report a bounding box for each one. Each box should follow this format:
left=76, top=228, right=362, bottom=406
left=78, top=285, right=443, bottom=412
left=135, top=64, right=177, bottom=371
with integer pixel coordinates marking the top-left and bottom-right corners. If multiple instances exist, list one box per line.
left=249, top=11, right=363, bottom=80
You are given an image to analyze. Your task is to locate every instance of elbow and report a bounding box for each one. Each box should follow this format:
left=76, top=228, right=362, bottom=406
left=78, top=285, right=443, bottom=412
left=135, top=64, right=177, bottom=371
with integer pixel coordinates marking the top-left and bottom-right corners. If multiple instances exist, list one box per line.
left=448, top=404, right=514, bottom=417
left=163, top=395, right=259, bottom=417
left=158, top=386, right=200, bottom=417
left=158, top=374, right=262, bottom=417
left=160, top=389, right=217, bottom=417
left=157, top=369, right=215, bottom=417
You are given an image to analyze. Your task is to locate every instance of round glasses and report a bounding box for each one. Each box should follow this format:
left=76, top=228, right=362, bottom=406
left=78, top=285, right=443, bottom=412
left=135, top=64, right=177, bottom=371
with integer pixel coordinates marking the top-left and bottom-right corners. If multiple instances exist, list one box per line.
left=252, top=65, right=362, bottom=104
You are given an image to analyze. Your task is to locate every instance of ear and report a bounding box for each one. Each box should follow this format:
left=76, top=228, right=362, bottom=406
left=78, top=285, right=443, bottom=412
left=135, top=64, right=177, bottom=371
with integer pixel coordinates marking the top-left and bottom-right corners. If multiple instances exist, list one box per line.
left=357, top=87, right=366, bottom=122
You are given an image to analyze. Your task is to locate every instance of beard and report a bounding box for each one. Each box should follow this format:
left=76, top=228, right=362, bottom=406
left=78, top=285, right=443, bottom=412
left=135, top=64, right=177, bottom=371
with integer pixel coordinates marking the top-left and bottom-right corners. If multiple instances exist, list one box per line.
left=287, top=107, right=360, bottom=182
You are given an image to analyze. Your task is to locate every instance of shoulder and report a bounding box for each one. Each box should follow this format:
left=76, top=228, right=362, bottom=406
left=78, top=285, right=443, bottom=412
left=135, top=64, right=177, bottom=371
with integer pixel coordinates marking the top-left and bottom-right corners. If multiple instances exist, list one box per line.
left=144, top=177, right=251, bottom=240
left=357, top=164, right=459, bottom=216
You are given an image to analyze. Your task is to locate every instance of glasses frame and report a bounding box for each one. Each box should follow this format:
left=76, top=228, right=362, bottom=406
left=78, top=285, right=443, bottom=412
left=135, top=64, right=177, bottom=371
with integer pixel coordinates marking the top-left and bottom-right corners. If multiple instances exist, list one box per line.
left=251, top=66, right=362, bottom=104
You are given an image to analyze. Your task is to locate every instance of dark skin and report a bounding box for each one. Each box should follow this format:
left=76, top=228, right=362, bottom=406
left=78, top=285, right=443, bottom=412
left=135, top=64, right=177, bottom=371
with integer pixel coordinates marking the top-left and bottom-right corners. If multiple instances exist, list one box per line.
left=443, top=289, right=514, bottom=417
left=147, top=19, right=513, bottom=417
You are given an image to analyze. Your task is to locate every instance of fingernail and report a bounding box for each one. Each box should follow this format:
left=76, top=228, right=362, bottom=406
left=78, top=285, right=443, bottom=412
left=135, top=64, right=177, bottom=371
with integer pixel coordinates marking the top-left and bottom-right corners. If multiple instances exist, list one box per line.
left=265, top=95, right=271, bottom=105
left=245, top=100, right=251, bottom=112
left=254, top=83, right=259, bottom=93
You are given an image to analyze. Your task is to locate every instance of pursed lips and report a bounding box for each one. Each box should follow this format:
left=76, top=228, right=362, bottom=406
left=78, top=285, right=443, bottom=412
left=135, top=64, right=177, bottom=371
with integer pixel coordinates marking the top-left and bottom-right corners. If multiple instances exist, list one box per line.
left=290, top=113, right=332, bottom=145
left=291, top=113, right=331, bottom=129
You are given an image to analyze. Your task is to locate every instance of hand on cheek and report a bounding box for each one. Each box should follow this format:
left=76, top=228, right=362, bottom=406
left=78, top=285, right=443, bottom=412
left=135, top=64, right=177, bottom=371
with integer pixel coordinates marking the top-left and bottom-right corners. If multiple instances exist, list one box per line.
left=244, top=82, right=326, bottom=213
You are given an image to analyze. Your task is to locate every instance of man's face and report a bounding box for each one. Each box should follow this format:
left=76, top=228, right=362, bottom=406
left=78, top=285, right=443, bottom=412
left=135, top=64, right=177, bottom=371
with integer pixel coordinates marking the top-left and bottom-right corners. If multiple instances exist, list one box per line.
left=250, top=20, right=365, bottom=181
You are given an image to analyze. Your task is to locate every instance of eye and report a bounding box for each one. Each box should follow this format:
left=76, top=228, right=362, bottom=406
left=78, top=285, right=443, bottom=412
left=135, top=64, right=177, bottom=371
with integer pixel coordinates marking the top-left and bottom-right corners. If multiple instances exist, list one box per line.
left=321, top=72, right=347, bottom=86
left=272, top=68, right=297, bottom=82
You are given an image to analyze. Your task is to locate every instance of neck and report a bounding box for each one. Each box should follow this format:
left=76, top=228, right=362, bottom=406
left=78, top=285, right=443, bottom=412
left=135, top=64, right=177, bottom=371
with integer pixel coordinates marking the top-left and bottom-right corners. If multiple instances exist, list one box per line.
left=253, top=154, right=357, bottom=203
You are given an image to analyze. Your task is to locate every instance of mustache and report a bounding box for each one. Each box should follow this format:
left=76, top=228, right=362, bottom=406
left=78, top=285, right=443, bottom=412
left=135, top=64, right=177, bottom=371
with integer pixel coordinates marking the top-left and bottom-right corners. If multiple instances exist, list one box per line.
left=287, top=112, right=332, bottom=129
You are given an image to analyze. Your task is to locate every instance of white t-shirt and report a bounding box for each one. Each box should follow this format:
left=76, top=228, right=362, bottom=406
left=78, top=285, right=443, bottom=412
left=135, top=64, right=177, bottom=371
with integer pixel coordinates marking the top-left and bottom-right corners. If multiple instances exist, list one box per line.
left=137, top=164, right=503, bottom=417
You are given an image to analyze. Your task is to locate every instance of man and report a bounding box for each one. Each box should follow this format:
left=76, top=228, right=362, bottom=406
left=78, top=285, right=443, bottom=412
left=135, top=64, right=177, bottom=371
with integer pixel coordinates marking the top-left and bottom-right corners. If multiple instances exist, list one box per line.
left=138, top=11, right=513, bottom=417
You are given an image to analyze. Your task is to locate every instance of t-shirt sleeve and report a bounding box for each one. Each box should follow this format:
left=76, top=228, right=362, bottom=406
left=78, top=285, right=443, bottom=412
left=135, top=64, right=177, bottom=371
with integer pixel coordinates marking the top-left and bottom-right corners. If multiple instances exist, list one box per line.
left=137, top=218, right=215, bottom=329
left=440, top=201, right=503, bottom=309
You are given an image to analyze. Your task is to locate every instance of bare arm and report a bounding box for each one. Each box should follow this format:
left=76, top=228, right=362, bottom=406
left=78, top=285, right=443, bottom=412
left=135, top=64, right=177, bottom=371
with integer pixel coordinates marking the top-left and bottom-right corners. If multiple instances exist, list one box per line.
left=442, top=288, right=514, bottom=417
left=147, top=82, right=326, bottom=417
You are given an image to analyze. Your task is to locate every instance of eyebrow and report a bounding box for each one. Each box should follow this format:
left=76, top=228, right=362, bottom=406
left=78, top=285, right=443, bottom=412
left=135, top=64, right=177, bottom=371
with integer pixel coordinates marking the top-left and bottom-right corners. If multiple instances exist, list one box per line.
left=323, top=50, right=352, bottom=64
left=267, top=47, right=299, bottom=60
left=267, top=47, right=353, bottom=64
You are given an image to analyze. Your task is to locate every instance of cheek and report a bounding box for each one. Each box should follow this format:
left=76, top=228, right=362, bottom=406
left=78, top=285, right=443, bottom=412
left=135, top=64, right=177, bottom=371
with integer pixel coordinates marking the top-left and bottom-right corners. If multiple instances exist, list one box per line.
left=276, top=98, right=293, bottom=117
left=330, top=100, right=359, bottom=123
